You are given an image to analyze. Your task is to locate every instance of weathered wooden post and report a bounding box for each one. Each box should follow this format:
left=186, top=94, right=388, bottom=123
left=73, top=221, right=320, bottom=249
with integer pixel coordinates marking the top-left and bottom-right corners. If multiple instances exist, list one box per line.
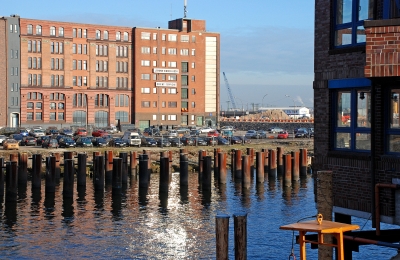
left=262, top=148, right=269, bottom=174
left=216, top=214, right=230, bottom=260
left=299, top=148, right=308, bottom=177
left=160, top=157, right=170, bottom=193
left=53, top=152, right=61, bottom=181
left=202, top=156, right=212, bottom=190
left=247, top=148, right=255, bottom=175
left=64, top=151, right=73, bottom=160
left=18, top=152, right=28, bottom=186
left=256, top=151, right=264, bottom=183
left=291, top=151, right=300, bottom=182
left=63, top=159, right=74, bottom=198
left=45, top=156, right=56, bottom=193
left=283, top=154, right=292, bottom=187
left=112, top=158, right=122, bottom=191
left=119, top=152, right=128, bottom=184
left=268, top=149, right=277, bottom=177
left=198, top=150, right=205, bottom=183
left=129, top=151, right=138, bottom=176
left=168, top=150, right=173, bottom=176
left=218, top=152, right=227, bottom=184
left=277, top=147, right=284, bottom=174
left=242, top=155, right=251, bottom=189
left=231, top=149, right=236, bottom=169
left=180, top=153, right=188, bottom=186
left=77, top=153, right=87, bottom=187
left=93, top=155, right=105, bottom=190
left=32, top=154, right=42, bottom=190
left=139, top=154, right=149, bottom=188
left=235, top=149, right=242, bottom=180
left=5, top=161, right=18, bottom=202
left=10, top=153, right=18, bottom=164
left=214, top=148, right=221, bottom=179
left=143, top=150, right=152, bottom=174
left=234, top=213, right=247, bottom=260
left=105, top=150, right=113, bottom=182
left=0, top=158, right=4, bottom=196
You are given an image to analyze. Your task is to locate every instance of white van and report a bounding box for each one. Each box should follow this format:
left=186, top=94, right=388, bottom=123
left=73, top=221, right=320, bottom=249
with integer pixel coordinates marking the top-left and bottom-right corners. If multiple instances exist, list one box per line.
left=122, top=131, right=141, bottom=147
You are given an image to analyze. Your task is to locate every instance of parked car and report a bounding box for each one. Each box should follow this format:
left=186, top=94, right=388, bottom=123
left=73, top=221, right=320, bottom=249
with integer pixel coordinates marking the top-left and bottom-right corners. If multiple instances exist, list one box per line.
left=245, top=130, right=258, bottom=139
left=204, top=137, right=218, bottom=146
left=267, top=127, right=284, bottom=133
left=10, top=134, right=24, bottom=145
left=60, top=128, right=74, bottom=136
left=92, top=129, right=107, bottom=137
left=0, top=135, right=7, bottom=144
left=308, top=128, right=314, bottom=137
left=207, top=130, right=220, bottom=137
left=230, top=136, right=243, bottom=144
left=169, top=137, right=182, bottom=147
left=21, top=136, right=37, bottom=146
left=18, top=129, right=30, bottom=137
left=111, top=138, right=128, bottom=147
left=105, top=125, right=119, bottom=134
left=36, top=136, right=50, bottom=146
left=141, top=137, right=158, bottom=147
left=236, top=136, right=251, bottom=144
left=190, top=129, right=201, bottom=136
left=45, top=127, right=59, bottom=135
left=277, top=131, right=289, bottom=139
left=180, top=136, right=195, bottom=146
left=74, top=128, right=87, bottom=137
left=220, top=126, right=235, bottom=132
left=221, top=130, right=234, bottom=137
left=294, top=127, right=308, bottom=134
left=3, top=139, right=19, bottom=150
left=76, top=137, right=93, bottom=147
left=200, top=127, right=214, bottom=133
left=92, top=137, right=109, bottom=147
left=194, top=137, right=208, bottom=146
left=42, top=139, right=59, bottom=149
left=295, top=129, right=310, bottom=138
left=156, top=138, right=171, bottom=147
left=30, top=129, right=45, bottom=138
left=216, top=136, right=229, bottom=145
left=168, top=130, right=178, bottom=137
left=58, top=137, right=76, bottom=148
left=256, top=130, right=268, bottom=139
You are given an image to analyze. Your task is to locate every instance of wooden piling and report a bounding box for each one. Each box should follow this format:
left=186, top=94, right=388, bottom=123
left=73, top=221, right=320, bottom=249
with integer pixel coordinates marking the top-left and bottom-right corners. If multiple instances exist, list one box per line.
left=242, top=155, right=251, bottom=189
left=119, top=152, right=128, bottom=184
left=45, top=156, right=56, bottom=193
left=32, top=154, right=42, bottom=190
left=93, top=155, right=105, bottom=190
left=0, top=158, right=4, bottom=196
left=63, top=159, right=74, bottom=198
left=299, top=148, right=308, bottom=176
left=139, top=154, right=149, bottom=188
left=268, top=149, right=277, bottom=177
left=277, top=147, right=283, bottom=174
left=53, top=152, right=61, bottom=180
left=160, top=157, right=170, bottom=192
left=291, top=151, right=300, bottom=182
left=129, top=151, right=137, bottom=176
left=235, top=149, right=242, bottom=180
left=256, top=151, right=264, bottom=183
left=77, top=153, right=87, bottom=187
left=64, top=151, right=73, bottom=160
left=105, top=150, right=113, bottom=181
left=216, top=214, right=230, bottom=260
left=198, top=150, right=204, bottom=183
left=261, top=149, right=269, bottom=174
left=218, top=152, right=227, bottom=184
left=214, top=148, right=221, bottom=179
left=283, top=154, right=292, bottom=187
left=202, top=156, right=212, bottom=190
left=234, top=213, right=247, bottom=260
left=180, top=153, right=189, bottom=186
left=18, top=152, right=28, bottom=186
left=112, top=158, right=123, bottom=191
left=5, top=161, right=18, bottom=202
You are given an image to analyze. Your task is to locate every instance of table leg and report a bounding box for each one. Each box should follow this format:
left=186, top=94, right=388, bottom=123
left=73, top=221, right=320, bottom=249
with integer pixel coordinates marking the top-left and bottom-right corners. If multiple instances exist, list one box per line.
left=299, top=231, right=306, bottom=260
left=336, top=232, right=344, bottom=260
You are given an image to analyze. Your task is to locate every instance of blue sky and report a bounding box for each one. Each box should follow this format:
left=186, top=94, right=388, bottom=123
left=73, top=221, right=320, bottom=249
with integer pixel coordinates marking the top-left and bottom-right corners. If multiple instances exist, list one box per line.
left=2, top=0, right=315, bottom=109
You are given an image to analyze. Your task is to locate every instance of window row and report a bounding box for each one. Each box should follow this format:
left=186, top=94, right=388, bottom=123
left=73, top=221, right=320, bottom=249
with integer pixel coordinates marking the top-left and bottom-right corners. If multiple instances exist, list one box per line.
left=72, top=44, right=88, bottom=54
left=73, top=60, right=87, bottom=70
left=51, top=58, right=64, bottom=70
left=152, top=114, right=177, bottom=121
left=73, top=76, right=88, bottom=87
left=51, top=42, right=63, bottom=54
left=96, top=60, right=108, bottom=72
left=160, top=47, right=195, bottom=56
left=96, top=45, right=108, bottom=56
left=95, top=94, right=109, bottom=107
left=96, top=76, right=108, bottom=88
left=10, top=49, right=19, bottom=59
left=9, top=24, right=18, bottom=34
left=27, top=25, right=64, bottom=37
left=28, top=74, right=41, bottom=86
left=10, top=83, right=19, bottom=92
left=48, top=112, right=65, bottom=121
left=116, top=46, right=129, bottom=57
left=10, top=67, right=19, bottom=76
left=50, top=93, right=65, bottom=100
left=116, top=62, right=128, bottom=73
left=49, top=102, right=65, bottom=109
left=28, top=40, right=41, bottom=53
left=26, top=112, right=50, bottom=121
left=51, top=75, right=64, bottom=87
left=115, top=94, right=129, bottom=107
left=27, top=102, right=64, bottom=110
left=116, top=77, right=128, bottom=89
left=140, top=32, right=195, bottom=43
left=27, top=92, right=43, bottom=100
left=28, top=57, right=42, bottom=69
left=10, top=97, right=19, bottom=106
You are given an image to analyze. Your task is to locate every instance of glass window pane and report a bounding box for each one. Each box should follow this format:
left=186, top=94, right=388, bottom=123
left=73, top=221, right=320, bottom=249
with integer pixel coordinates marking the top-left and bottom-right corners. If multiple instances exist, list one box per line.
left=336, top=0, right=352, bottom=24
left=355, top=133, right=371, bottom=150
left=357, top=90, right=371, bottom=128
left=336, top=132, right=351, bottom=149
left=356, top=26, right=366, bottom=43
left=335, top=28, right=352, bottom=46
left=391, top=90, right=400, bottom=128
left=359, top=0, right=374, bottom=21
left=389, top=135, right=400, bottom=153
left=337, top=91, right=351, bottom=127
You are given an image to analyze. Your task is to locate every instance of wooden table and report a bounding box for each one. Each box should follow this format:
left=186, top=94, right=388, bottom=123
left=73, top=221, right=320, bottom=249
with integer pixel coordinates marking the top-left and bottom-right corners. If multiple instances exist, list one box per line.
left=280, top=220, right=359, bottom=260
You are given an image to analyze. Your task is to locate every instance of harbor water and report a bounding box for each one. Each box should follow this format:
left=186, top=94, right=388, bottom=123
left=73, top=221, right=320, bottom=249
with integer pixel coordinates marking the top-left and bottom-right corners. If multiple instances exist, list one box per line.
left=0, top=170, right=398, bottom=259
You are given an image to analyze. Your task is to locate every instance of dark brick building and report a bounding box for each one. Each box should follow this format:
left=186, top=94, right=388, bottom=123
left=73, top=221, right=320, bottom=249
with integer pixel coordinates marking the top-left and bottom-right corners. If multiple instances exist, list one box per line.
left=314, top=0, right=400, bottom=257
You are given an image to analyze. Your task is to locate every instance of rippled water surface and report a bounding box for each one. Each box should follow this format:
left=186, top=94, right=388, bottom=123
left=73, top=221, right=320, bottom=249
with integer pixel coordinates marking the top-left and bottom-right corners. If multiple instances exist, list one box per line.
left=0, top=171, right=398, bottom=259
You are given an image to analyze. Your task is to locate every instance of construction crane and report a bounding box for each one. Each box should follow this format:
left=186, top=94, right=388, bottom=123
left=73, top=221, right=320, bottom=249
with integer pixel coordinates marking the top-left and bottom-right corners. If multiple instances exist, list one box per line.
left=222, top=72, right=237, bottom=110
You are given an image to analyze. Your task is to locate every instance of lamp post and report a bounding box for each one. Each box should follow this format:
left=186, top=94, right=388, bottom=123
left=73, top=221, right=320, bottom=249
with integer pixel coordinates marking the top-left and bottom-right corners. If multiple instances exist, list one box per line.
left=285, top=95, right=296, bottom=119
left=262, top=94, right=268, bottom=108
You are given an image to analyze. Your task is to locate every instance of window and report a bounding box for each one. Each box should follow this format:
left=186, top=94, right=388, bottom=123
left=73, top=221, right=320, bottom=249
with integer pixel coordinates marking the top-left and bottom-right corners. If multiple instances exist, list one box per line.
left=181, top=88, right=188, bottom=99
left=10, top=24, right=13, bottom=33
left=162, top=34, right=166, bottom=40
left=181, top=75, right=188, bottom=86
left=59, top=27, right=64, bottom=37
left=141, top=32, right=150, bottom=40
left=36, top=112, right=42, bottom=120
left=104, top=30, right=108, bottom=40
left=181, top=49, right=189, bottom=55
left=162, top=47, right=166, bottom=55
left=27, top=102, right=34, bottom=109
left=191, top=102, right=196, bottom=108
left=123, top=32, right=128, bottom=41
left=153, top=33, right=157, bottom=40
left=333, top=0, right=373, bottom=47
left=168, top=48, right=177, bottom=55
left=141, top=88, right=150, bottom=94
left=36, top=25, right=42, bottom=35
left=50, top=112, right=56, bottom=120
left=191, top=49, right=196, bottom=56
left=27, top=24, right=33, bottom=34
left=141, top=60, right=150, bottom=66
left=168, top=88, right=177, bottom=94
left=192, top=36, right=196, bottom=43
left=333, top=87, right=371, bottom=151
left=182, top=62, right=188, bottom=73
left=191, top=88, right=196, bottom=95
left=116, top=111, right=128, bottom=122
left=141, top=74, right=150, bottom=80
left=96, top=30, right=101, bottom=39
left=168, top=34, right=177, bottom=41
left=387, top=89, right=400, bottom=153
left=153, top=101, right=157, bottom=108
left=153, top=47, right=157, bottom=54
left=141, top=47, right=150, bottom=54
left=153, top=61, right=157, bottom=67
left=181, top=35, right=189, bottom=42
left=50, top=26, right=56, bottom=36
left=192, top=62, right=195, bottom=69
left=191, top=75, right=195, bottom=82
left=27, top=113, right=33, bottom=120
left=78, top=28, right=82, bottom=38
left=168, top=75, right=177, bottom=81
left=168, top=61, right=177, bottom=68
left=141, top=101, right=150, bottom=107
left=83, top=29, right=87, bottom=38
left=95, top=94, right=109, bottom=107
left=73, top=44, right=76, bottom=54
left=168, top=115, right=177, bottom=121
left=73, top=28, right=77, bottom=38
left=168, top=101, right=177, bottom=108
left=36, top=102, right=42, bottom=109
left=58, top=112, right=65, bottom=120
left=116, top=31, right=121, bottom=41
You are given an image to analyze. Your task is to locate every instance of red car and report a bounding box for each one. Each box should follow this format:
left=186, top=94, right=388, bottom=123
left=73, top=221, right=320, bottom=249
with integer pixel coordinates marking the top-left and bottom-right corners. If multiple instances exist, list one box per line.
left=92, top=129, right=107, bottom=137
left=277, top=131, right=289, bottom=139
left=207, top=130, right=220, bottom=137
left=74, top=128, right=87, bottom=136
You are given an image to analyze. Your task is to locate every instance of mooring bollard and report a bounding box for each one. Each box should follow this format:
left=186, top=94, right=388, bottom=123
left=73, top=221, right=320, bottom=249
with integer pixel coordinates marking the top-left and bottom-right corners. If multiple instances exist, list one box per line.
left=139, top=154, right=149, bottom=188
left=10, top=153, right=18, bottom=164
left=53, top=152, right=61, bottom=181
left=242, top=155, right=251, bottom=189
left=256, top=151, right=264, bottom=183
left=218, top=152, right=227, bottom=184
left=291, top=151, right=300, bottom=182
left=0, top=158, right=4, bottom=196
left=180, top=153, right=188, bottom=186
left=234, top=213, right=247, bottom=260
left=32, top=154, right=42, bottom=190
left=5, top=161, right=18, bottom=202
left=94, top=155, right=105, bottom=190
left=64, top=151, right=73, bottom=160
left=105, top=150, right=113, bottom=182
left=45, top=156, right=56, bottom=193
left=63, top=159, right=74, bottom=198
left=214, top=148, right=221, bottom=179
left=202, top=156, right=212, bottom=190
left=283, top=154, right=292, bottom=187
left=299, top=148, right=308, bottom=177
left=168, top=150, right=173, bottom=176
left=76, top=153, right=87, bottom=187
left=235, top=149, right=242, bottom=180
left=216, top=214, right=230, bottom=260
left=112, top=158, right=122, bottom=191
left=268, top=149, right=277, bottom=178
left=129, top=151, right=138, bottom=176
left=160, top=157, right=170, bottom=193
left=18, top=152, right=28, bottom=186
left=277, top=147, right=283, bottom=175
left=119, top=152, right=128, bottom=184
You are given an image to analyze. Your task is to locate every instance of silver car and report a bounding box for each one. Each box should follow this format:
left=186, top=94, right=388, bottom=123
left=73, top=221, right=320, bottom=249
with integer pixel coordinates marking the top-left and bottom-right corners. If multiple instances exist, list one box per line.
left=0, top=135, right=7, bottom=144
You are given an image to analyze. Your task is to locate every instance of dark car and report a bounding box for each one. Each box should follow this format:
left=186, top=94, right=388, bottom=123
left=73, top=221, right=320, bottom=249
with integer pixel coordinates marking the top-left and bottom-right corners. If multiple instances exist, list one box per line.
left=256, top=130, right=268, bottom=139
left=230, top=136, right=243, bottom=145
left=295, top=129, right=309, bottom=138
left=216, top=136, right=229, bottom=145
left=294, top=127, right=308, bottom=134
left=143, top=128, right=161, bottom=136
left=237, top=136, right=251, bottom=144
left=156, top=138, right=171, bottom=147
left=111, top=138, right=128, bottom=147
left=18, top=129, right=30, bottom=137
left=60, top=128, right=74, bottom=136
left=10, top=134, right=24, bottom=144
left=205, top=137, right=218, bottom=146
left=194, top=137, right=208, bottom=146
left=42, top=139, right=59, bottom=149
left=45, top=127, right=59, bottom=135
left=36, top=136, right=50, bottom=146
left=190, top=129, right=201, bottom=136
left=92, top=137, right=109, bottom=147
left=76, top=137, right=93, bottom=147
left=58, top=137, right=76, bottom=148
left=180, top=136, right=195, bottom=146
left=141, top=137, right=158, bottom=147
left=169, top=137, right=182, bottom=147
left=21, top=136, right=37, bottom=146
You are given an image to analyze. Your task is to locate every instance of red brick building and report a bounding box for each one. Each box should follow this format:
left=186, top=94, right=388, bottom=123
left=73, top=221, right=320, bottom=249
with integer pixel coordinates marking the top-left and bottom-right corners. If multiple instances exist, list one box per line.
left=314, top=0, right=400, bottom=257
left=0, top=15, right=219, bottom=129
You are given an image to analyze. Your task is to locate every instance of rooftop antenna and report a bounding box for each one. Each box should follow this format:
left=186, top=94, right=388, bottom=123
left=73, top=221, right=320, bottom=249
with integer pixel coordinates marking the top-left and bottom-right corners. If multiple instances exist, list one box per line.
left=184, top=0, right=187, bottom=18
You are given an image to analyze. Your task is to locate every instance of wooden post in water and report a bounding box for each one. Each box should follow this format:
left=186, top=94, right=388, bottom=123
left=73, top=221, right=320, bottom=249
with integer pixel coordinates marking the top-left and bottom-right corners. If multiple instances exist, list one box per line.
left=283, top=154, right=292, bottom=187
left=105, top=150, right=113, bottom=182
left=139, top=154, right=149, bottom=188
left=5, top=161, right=18, bottom=202
left=299, top=148, right=308, bottom=177
left=45, top=156, right=56, bottom=193
left=235, top=149, right=242, bottom=180
left=231, top=149, right=236, bottom=169
left=64, top=151, right=73, bottom=160
left=112, top=158, right=122, bottom=191
left=218, top=152, right=227, bottom=184
left=202, top=156, right=212, bottom=190
left=214, top=148, right=221, bottom=179
left=262, top=149, right=269, bottom=174
left=10, top=153, right=18, bottom=164
left=53, top=152, right=61, bottom=181
left=18, top=152, right=28, bottom=186
left=277, top=147, right=283, bottom=175
left=129, top=151, right=138, bottom=176
left=256, top=151, right=264, bottom=183
left=94, top=155, right=105, bottom=190
left=180, top=153, right=188, bottom=186
left=291, top=151, right=300, bottom=182
left=32, top=154, right=42, bottom=190
left=216, top=214, right=230, bottom=260
left=160, top=157, right=170, bottom=193
left=77, top=153, right=87, bottom=187
left=242, top=155, right=251, bottom=189
left=198, top=150, right=205, bottom=184
left=0, top=158, right=4, bottom=196
left=168, top=150, right=173, bottom=176
left=63, top=159, right=74, bottom=198
left=234, top=213, right=247, bottom=260
left=268, top=149, right=277, bottom=178
left=119, top=152, right=128, bottom=184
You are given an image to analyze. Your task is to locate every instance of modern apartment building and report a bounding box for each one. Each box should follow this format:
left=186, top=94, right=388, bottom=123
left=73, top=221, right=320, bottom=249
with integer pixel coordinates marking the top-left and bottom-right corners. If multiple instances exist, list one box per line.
left=0, top=15, right=219, bottom=129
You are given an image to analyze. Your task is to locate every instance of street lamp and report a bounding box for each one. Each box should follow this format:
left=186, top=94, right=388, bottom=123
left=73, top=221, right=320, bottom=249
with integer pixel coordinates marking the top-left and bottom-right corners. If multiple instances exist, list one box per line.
left=262, top=94, right=268, bottom=108
left=285, top=95, right=296, bottom=119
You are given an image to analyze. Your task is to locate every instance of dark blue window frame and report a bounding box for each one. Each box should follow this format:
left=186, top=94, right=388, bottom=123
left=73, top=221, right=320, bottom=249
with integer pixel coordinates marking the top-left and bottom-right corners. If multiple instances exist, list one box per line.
left=329, top=78, right=371, bottom=152
left=383, top=0, right=400, bottom=19
left=385, top=87, right=400, bottom=155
